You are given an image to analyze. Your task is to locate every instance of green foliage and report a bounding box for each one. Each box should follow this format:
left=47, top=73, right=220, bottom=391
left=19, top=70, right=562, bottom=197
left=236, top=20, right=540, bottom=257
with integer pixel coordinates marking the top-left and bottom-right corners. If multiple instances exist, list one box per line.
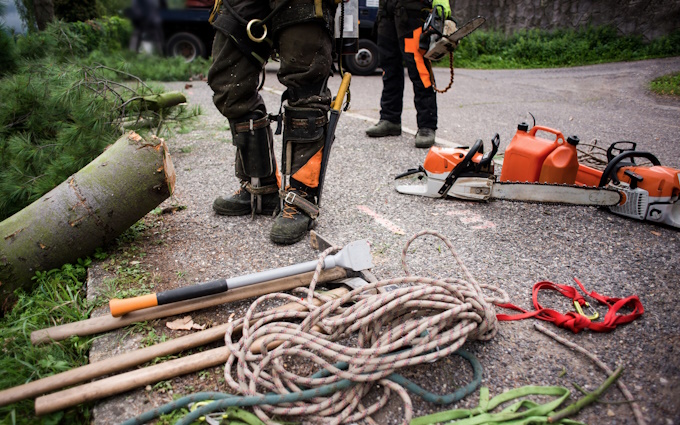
left=85, top=49, right=212, bottom=81
left=54, top=0, right=99, bottom=22
left=0, top=24, right=18, bottom=76
left=0, top=63, right=127, bottom=220
left=650, top=72, right=680, bottom=96
left=65, top=16, right=132, bottom=52
left=445, top=26, right=680, bottom=69
left=0, top=261, right=93, bottom=425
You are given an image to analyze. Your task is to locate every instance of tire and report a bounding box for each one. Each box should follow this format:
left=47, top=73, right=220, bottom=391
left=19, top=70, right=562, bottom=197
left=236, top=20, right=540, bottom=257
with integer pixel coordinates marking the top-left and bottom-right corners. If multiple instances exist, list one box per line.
left=343, top=38, right=379, bottom=76
left=166, top=32, right=206, bottom=62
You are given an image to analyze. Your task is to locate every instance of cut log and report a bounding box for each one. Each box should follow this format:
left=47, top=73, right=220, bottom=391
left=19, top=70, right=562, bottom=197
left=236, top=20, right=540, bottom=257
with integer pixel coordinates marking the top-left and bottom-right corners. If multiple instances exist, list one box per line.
left=0, top=132, right=175, bottom=311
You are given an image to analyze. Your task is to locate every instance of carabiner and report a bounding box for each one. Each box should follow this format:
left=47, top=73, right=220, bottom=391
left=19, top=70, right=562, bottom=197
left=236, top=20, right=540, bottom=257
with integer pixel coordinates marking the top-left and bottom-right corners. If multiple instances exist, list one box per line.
left=574, top=300, right=599, bottom=321
left=246, top=19, right=267, bottom=43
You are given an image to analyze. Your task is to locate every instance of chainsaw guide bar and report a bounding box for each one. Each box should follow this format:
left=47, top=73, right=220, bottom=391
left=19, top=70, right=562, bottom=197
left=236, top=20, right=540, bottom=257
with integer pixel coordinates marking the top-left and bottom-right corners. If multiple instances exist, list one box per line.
left=490, top=182, right=622, bottom=206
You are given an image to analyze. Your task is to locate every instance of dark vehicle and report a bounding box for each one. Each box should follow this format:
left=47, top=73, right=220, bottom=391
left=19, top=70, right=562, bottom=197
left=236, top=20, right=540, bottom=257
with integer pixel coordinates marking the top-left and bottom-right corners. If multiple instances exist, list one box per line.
left=343, top=0, right=379, bottom=75
left=160, top=6, right=212, bottom=61
left=159, top=1, right=380, bottom=74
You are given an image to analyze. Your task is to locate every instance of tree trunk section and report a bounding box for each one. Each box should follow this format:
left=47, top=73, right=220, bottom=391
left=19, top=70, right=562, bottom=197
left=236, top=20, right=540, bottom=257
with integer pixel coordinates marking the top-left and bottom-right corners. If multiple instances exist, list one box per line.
left=0, top=132, right=175, bottom=311
left=33, top=0, right=54, bottom=31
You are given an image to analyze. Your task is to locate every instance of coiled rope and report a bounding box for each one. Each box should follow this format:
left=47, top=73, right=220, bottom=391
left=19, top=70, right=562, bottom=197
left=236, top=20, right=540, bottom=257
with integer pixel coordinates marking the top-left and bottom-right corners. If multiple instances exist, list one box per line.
left=123, top=230, right=509, bottom=425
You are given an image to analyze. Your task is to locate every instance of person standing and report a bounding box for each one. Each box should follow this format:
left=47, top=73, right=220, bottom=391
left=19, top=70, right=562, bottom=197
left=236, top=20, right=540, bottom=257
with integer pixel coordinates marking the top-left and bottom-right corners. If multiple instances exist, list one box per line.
left=365, top=0, right=450, bottom=148
left=128, top=0, right=166, bottom=55
left=207, top=0, right=337, bottom=245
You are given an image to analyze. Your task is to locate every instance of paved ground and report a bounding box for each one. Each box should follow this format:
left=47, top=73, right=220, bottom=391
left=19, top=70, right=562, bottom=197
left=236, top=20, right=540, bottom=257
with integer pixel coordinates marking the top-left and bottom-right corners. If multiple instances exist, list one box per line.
left=89, top=57, right=680, bottom=425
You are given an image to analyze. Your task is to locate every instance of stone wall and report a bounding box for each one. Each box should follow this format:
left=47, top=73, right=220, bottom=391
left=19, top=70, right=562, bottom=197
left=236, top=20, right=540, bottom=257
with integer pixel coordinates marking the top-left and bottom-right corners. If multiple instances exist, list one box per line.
left=451, top=0, right=680, bottom=40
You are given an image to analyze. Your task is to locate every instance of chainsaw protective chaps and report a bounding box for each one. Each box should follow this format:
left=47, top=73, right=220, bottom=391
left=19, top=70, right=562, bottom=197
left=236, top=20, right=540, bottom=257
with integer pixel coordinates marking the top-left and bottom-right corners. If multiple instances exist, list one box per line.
left=281, top=105, right=328, bottom=196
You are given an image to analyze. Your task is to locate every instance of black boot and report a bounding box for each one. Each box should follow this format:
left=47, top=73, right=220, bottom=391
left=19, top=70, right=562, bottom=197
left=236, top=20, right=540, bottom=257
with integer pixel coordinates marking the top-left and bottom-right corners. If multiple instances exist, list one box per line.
left=269, top=188, right=317, bottom=245
left=213, top=184, right=279, bottom=216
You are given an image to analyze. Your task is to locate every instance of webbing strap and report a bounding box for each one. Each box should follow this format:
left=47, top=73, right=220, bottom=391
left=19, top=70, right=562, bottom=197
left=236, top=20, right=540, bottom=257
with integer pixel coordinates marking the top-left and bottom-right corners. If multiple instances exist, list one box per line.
left=496, top=278, right=644, bottom=333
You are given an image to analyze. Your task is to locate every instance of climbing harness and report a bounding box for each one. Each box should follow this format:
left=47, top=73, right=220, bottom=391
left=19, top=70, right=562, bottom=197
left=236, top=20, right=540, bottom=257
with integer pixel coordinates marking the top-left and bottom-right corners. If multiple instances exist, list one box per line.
left=496, top=278, right=644, bottom=333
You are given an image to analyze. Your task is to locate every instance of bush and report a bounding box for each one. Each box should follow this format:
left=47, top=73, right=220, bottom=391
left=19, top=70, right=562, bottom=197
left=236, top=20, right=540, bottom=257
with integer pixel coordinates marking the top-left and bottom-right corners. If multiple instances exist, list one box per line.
left=54, top=0, right=99, bottom=22
left=449, top=25, right=680, bottom=69
left=650, top=72, right=680, bottom=96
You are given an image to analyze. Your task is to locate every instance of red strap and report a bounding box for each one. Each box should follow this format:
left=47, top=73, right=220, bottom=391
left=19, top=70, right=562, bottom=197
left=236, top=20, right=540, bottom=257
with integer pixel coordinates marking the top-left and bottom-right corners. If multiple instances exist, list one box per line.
left=496, top=278, right=644, bottom=333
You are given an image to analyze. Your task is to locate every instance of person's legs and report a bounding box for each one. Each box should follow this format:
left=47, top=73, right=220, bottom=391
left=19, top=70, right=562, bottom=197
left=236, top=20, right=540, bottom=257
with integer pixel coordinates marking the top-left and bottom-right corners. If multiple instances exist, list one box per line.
left=376, top=13, right=404, bottom=127
left=401, top=27, right=437, bottom=147
left=208, top=4, right=279, bottom=217
left=270, top=3, right=335, bottom=244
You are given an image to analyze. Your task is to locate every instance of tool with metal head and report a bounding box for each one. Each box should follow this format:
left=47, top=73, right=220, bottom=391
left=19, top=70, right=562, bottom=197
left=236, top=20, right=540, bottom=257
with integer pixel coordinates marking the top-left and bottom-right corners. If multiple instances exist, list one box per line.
left=109, top=238, right=373, bottom=317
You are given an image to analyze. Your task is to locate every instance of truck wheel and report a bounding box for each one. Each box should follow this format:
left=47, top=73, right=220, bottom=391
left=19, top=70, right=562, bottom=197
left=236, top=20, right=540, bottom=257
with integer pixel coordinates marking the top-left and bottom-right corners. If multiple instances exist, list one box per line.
left=343, top=39, right=379, bottom=76
left=166, top=32, right=206, bottom=62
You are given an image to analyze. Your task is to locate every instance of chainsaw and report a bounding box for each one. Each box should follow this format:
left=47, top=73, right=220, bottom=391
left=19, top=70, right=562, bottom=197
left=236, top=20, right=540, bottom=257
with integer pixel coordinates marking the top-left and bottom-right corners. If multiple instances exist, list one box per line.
left=394, top=123, right=680, bottom=229
left=419, top=3, right=486, bottom=62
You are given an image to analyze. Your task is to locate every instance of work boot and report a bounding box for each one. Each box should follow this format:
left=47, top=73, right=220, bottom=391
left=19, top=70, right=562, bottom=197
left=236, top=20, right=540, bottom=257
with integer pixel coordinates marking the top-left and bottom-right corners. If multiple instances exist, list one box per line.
left=270, top=189, right=316, bottom=245
left=415, top=128, right=436, bottom=148
left=213, top=186, right=279, bottom=216
left=366, top=120, right=401, bottom=137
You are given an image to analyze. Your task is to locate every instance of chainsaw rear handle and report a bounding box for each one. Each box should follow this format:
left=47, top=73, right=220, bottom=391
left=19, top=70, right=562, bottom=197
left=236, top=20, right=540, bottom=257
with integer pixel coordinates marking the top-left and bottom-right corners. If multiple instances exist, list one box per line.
left=598, top=151, right=661, bottom=187
left=528, top=125, right=566, bottom=145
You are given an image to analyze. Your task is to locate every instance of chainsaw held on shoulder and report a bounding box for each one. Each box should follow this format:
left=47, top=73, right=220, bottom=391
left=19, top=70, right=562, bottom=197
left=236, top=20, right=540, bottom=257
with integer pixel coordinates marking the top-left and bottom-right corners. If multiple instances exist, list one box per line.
left=394, top=122, right=680, bottom=229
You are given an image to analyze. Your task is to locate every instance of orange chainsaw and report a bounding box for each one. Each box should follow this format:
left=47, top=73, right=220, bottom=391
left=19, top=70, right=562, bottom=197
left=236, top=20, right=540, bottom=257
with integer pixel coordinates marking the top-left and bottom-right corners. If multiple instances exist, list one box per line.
left=395, top=123, right=680, bottom=229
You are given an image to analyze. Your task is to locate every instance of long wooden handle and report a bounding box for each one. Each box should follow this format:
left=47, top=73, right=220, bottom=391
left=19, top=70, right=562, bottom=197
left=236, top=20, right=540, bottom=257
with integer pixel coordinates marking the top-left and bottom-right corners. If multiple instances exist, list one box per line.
left=1, top=323, right=228, bottom=408
left=333, top=73, right=352, bottom=111
left=35, top=347, right=229, bottom=416
left=31, top=267, right=347, bottom=345
left=32, top=287, right=350, bottom=416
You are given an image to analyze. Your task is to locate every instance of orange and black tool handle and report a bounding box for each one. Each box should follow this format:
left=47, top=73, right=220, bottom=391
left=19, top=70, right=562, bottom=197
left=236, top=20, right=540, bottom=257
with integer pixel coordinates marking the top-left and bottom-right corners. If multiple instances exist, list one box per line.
left=109, top=278, right=229, bottom=317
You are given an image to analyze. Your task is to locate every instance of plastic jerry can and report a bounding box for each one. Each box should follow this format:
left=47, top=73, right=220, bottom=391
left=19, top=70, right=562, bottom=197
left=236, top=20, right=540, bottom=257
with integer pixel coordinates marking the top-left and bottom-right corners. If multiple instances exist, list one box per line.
left=539, top=135, right=580, bottom=184
left=500, top=123, right=564, bottom=183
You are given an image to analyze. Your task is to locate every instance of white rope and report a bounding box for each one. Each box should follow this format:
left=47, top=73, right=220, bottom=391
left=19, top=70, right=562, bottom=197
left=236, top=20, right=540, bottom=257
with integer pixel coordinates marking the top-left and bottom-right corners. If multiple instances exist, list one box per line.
left=221, top=230, right=509, bottom=424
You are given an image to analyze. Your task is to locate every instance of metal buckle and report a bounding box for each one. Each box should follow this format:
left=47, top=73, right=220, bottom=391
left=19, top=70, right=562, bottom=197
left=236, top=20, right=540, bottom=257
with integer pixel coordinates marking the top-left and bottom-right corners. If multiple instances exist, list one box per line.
left=574, top=300, right=599, bottom=321
left=284, top=191, right=297, bottom=205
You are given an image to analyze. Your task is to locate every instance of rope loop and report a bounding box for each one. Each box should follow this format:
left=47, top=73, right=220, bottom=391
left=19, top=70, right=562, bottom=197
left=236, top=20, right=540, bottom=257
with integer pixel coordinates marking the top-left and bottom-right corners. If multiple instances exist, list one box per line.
left=216, top=230, right=508, bottom=424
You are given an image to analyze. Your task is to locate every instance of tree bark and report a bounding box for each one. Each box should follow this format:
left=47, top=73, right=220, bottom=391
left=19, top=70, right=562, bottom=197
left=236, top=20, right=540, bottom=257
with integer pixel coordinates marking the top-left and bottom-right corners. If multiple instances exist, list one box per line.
left=0, top=132, right=175, bottom=311
left=33, top=0, right=54, bottom=31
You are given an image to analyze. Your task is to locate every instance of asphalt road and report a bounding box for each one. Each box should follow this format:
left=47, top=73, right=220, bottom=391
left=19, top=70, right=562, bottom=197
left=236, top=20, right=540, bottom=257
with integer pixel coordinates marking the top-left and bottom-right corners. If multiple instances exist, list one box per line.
left=90, top=57, right=680, bottom=425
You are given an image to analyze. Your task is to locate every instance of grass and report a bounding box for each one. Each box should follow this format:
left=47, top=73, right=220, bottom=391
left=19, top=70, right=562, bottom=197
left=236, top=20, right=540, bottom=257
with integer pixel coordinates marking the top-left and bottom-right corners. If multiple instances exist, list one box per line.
left=0, top=221, right=157, bottom=425
left=437, top=26, right=680, bottom=69
left=0, top=261, right=94, bottom=425
left=650, top=72, right=680, bottom=96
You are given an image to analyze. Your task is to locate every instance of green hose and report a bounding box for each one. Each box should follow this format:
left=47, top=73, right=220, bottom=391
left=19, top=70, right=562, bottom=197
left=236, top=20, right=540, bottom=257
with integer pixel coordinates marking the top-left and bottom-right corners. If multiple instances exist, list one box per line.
left=119, top=349, right=482, bottom=425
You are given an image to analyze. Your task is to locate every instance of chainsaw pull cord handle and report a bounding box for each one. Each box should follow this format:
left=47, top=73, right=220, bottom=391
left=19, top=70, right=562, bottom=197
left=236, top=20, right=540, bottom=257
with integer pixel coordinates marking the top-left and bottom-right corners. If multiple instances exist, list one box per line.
left=598, top=150, right=661, bottom=187
left=437, top=138, right=483, bottom=196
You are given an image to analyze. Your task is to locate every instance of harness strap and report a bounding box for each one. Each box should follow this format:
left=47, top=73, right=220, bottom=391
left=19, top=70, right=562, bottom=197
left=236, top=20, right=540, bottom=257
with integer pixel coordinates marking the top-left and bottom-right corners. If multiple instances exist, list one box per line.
left=280, top=189, right=320, bottom=219
left=496, top=278, right=644, bottom=333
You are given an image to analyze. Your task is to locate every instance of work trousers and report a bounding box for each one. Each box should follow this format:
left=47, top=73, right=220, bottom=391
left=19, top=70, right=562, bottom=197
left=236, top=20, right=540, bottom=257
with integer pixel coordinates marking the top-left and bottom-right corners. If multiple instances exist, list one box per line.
left=377, top=0, right=437, bottom=130
left=208, top=0, right=336, bottom=193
